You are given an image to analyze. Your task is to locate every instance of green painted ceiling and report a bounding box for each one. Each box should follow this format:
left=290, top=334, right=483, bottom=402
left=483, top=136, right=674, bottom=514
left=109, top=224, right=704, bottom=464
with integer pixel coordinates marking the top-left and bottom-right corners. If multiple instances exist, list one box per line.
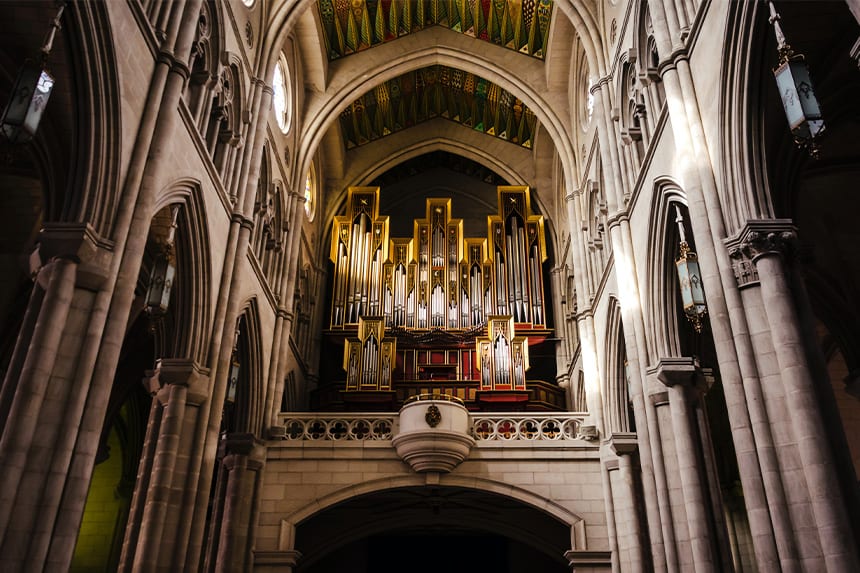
left=318, top=0, right=554, bottom=61
left=339, top=65, right=539, bottom=150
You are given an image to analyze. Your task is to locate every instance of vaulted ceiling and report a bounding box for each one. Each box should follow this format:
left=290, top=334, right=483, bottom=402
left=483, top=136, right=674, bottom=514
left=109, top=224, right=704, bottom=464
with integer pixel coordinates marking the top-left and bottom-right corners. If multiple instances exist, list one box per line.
left=338, top=64, right=539, bottom=150
left=318, top=0, right=554, bottom=61
left=317, top=0, right=554, bottom=153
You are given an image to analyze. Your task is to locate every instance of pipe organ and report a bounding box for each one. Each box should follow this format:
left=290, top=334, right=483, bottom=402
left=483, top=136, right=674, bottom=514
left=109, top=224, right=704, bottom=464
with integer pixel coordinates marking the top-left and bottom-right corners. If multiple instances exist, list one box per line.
left=343, top=317, right=396, bottom=392
left=326, top=185, right=560, bottom=410
left=477, top=316, right=529, bottom=392
left=330, top=186, right=547, bottom=331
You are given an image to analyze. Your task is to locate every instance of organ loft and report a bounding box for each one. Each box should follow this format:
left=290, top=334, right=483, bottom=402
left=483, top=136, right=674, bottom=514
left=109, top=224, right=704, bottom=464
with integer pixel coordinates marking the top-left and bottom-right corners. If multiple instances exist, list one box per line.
left=318, top=185, right=563, bottom=411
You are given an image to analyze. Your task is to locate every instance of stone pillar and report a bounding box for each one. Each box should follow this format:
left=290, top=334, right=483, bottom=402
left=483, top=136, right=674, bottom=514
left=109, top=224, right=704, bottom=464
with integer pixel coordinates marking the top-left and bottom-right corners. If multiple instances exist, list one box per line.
left=118, top=383, right=163, bottom=573
left=733, top=220, right=860, bottom=571
left=564, top=190, right=605, bottom=434
left=609, top=434, right=647, bottom=573
left=600, top=453, right=621, bottom=573
left=180, top=82, right=274, bottom=572
left=0, top=224, right=112, bottom=572
left=647, top=384, right=681, bottom=573
left=213, top=434, right=265, bottom=573
left=130, top=359, right=209, bottom=572
left=655, top=358, right=722, bottom=573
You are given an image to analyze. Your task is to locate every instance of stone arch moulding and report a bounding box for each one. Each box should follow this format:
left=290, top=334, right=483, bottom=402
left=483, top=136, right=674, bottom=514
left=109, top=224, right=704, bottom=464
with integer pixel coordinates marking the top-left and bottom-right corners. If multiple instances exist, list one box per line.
left=644, top=177, right=688, bottom=361
left=719, top=0, right=774, bottom=237
left=64, top=0, right=122, bottom=237
left=235, top=297, right=267, bottom=436
left=603, top=296, right=627, bottom=435
left=152, top=178, right=213, bottom=366
left=321, top=137, right=531, bottom=228
left=279, top=474, right=587, bottom=547
left=290, top=45, right=579, bottom=201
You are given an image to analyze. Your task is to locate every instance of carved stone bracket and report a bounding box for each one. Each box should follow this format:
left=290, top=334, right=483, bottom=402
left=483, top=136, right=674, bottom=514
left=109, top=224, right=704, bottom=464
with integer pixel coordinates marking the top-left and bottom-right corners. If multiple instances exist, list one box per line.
left=651, top=357, right=701, bottom=389
left=725, top=219, right=797, bottom=287
left=608, top=432, right=639, bottom=456
left=146, top=358, right=211, bottom=405
left=32, top=222, right=114, bottom=291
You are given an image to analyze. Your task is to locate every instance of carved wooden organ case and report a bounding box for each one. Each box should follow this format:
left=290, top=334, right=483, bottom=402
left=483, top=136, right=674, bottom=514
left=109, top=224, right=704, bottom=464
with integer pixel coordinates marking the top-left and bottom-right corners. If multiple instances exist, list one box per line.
left=328, top=186, right=558, bottom=408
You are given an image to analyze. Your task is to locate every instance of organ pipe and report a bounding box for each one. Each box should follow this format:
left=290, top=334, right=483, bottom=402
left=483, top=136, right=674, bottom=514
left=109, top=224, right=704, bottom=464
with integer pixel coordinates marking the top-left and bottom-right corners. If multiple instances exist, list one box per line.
left=330, top=186, right=546, bottom=331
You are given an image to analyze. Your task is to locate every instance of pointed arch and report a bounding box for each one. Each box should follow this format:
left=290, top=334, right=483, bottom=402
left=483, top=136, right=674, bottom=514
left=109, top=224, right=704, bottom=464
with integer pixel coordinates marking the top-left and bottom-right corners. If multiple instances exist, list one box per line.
left=153, top=179, right=213, bottom=365
left=228, top=298, right=266, bottom=436
left=644, top=178, right=688, bottom=360
left=604, top=297, right=633, bottom=434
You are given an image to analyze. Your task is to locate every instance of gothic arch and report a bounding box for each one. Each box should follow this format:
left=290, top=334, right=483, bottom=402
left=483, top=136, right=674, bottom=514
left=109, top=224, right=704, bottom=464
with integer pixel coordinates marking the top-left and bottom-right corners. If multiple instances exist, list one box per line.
left=321, top=137, right=531, bottom=230
left=292, top=43, right=577, bottom=204
left=644, top=178, right=688, bottom=360
left=263, top=0, right=608, bottom=92
left=603, top=297, right=632, bottom=434
left=153, top=179, right=213, bottom=365
left=231, top=298, right=266, bottom=436
left=285, top=474, right=585, bottom=529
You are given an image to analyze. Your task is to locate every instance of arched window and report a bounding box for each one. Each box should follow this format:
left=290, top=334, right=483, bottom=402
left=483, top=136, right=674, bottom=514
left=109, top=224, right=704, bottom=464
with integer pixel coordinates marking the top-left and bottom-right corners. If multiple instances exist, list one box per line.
left=304, top=163, right=316, bottom=220
left=577, top=50, right=594, bottom=131
left=272, top=55, right=291, bottom=134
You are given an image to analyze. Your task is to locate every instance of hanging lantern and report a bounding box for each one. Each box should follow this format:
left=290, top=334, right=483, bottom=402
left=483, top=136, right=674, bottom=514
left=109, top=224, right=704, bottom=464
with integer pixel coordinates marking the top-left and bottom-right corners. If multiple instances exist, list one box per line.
left=674, top=207, right=707, bottom=333
left=768, top=1, right=825, bottom=158
left=226, top=358, right=240, bottom=403
left=144, top=206, right=180, bottom=318
left=0, top=3, right=65, bottom=144
left=145, top=250, right=176, bottom=317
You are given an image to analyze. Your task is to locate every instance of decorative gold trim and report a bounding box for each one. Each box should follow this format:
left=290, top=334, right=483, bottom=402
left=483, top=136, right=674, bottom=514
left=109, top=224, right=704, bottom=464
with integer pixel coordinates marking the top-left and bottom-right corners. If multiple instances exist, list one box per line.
left=403, top=393, right=465, bottom=407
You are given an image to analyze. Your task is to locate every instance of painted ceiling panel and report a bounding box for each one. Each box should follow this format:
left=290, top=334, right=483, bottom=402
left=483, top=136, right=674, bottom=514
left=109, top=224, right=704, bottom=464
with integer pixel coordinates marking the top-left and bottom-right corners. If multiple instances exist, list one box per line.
left=318, top=0, right=554, bottom=61
left=339, top=65, right=539, bottom=150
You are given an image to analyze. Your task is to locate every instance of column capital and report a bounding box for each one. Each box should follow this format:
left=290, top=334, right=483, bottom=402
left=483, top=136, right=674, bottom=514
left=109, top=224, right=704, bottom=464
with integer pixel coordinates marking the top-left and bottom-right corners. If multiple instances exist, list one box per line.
left=608, top=431, right=639, bottom=456
left=32, top=223, right=114, bottom=291
left=727, top=219, right=797, bottom=261
left=649, top=357, right=700, bottom=388
left=148, top=358, right=211, bottom=405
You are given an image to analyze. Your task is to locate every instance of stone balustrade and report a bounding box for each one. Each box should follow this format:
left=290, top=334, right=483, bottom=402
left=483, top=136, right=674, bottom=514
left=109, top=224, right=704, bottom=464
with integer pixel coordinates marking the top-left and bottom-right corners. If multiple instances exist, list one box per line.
left=275, top=411, right=589, bottom=442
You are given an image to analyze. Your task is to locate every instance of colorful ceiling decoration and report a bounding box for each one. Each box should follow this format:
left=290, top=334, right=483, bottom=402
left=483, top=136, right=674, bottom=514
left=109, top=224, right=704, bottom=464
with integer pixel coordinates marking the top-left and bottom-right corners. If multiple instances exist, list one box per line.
left=318, top=0, right=554, bottom=61
left=339, top=65, right=539, bottom=150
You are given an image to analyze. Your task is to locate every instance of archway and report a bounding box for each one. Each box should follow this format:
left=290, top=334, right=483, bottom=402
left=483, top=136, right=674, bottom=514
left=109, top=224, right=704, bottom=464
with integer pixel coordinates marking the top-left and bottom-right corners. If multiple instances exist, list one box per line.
left=294, top=486, right=571, bottom=573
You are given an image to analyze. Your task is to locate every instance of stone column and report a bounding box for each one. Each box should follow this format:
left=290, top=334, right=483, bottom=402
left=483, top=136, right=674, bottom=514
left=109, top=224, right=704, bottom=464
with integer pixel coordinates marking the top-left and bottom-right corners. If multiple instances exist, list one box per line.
left=118, top=382, right=163, bottom=573
left=734, top=220, right=860, bottom=571
left=564, top=190, right=604, bottom=434
left=0, top=223, right=112, bottom=572
left=646, top=383, right=680, bottom=573
left=181, top=83, right=274, bottom=572
left=600, top=453, right=621, bottom=573
left=131, top=359, right=209, bottom=572
left=655, top=358, right=722, bottom=573
left=644, top=0, right=786, bottom=566
left=609, top=434, right=647, bottom=573
left=593, top=75, right=670, bottom=571
left=213, top=433, right=265, bottom=573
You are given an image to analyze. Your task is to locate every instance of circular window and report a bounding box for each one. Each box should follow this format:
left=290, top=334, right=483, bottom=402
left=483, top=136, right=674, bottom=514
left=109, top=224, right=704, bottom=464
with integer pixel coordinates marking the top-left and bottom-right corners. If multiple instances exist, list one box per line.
left=272, top=56, right=291, bottom=133
left=304, top=164, right=316, bottom=221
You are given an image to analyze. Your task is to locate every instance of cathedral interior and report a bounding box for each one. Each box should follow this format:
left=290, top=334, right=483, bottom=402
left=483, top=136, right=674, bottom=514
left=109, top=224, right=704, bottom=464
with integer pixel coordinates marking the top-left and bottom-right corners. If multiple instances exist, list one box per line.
left=1, top=0, right=859, bottom=571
